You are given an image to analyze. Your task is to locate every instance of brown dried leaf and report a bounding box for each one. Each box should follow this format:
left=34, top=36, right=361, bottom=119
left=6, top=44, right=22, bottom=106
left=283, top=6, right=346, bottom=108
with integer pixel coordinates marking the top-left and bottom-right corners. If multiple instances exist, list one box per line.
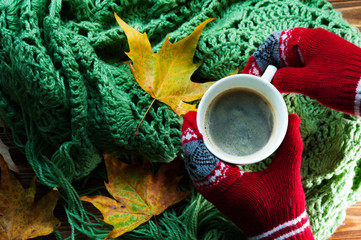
left=0, top=155, right=60, bottom=239
left=80, top=154, right=190, bottom=239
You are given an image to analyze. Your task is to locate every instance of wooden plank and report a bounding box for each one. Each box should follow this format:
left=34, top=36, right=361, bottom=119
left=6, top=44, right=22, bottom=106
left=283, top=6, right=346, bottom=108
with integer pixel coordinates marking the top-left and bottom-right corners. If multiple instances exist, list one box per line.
left=329, top=1, right=361, bottom=30
left=329, top=202, right=361, bottom=239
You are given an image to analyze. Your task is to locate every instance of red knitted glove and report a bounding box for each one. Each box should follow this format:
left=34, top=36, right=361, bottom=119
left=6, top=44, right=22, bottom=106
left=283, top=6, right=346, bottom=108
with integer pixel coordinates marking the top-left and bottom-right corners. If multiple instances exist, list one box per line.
left=242, top=28, right=361, bottom=116
left=181, top=111, right=314, bottom=239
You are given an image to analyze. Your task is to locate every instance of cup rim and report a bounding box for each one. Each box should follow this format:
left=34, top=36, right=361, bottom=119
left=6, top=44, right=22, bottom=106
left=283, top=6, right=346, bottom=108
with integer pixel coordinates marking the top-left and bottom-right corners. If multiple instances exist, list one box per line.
left=196, top=73, right=288, bottom=165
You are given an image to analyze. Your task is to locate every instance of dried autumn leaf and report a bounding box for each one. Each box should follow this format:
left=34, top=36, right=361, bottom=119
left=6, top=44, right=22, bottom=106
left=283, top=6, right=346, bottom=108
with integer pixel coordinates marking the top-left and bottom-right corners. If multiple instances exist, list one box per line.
left=80, top=153, right=190, bottom=239
left=228, top=67, right=240, bottom=76
left=0, top=155, right=60, bottom=240
left=114, top=13, right=216, bottom=116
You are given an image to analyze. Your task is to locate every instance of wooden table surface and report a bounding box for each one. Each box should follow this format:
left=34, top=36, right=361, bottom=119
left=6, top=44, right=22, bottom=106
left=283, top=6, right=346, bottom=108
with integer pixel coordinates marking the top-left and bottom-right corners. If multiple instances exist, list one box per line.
left=330, top=0, right=361, bottom=31
left=1, top=1, right=361, bottom=240
left=325, top=2, right=361, bottom=240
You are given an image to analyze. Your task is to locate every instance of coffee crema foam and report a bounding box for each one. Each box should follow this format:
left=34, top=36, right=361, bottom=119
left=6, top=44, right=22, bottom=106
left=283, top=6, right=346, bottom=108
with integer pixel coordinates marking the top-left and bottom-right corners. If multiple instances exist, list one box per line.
left=204, top=87, right=274, bottom=157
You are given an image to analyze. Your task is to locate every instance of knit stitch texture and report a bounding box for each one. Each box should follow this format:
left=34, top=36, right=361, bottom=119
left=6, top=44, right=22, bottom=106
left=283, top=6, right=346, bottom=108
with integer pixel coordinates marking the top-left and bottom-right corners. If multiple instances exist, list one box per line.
left=1, top=0, right=361, bottom=239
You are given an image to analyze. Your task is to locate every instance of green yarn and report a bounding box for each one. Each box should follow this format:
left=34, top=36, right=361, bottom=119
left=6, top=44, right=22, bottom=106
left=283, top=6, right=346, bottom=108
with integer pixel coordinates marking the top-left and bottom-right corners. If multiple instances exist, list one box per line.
left=1, top=0, right=361, bottom=239
left=118, top=192, right=245, bottom=240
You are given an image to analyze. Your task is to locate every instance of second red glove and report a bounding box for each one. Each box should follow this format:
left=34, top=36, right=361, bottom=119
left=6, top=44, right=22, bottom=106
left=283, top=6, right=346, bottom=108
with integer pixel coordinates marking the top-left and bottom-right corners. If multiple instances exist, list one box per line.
left=243, top=28, right=361, bottom=116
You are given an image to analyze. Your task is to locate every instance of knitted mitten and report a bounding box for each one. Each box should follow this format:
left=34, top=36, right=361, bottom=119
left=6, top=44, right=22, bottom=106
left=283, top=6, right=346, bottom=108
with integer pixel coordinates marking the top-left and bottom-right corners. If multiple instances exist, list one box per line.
left=242, top=27, right=361, bottom=116
left=181, top=111, right=314, bottom=239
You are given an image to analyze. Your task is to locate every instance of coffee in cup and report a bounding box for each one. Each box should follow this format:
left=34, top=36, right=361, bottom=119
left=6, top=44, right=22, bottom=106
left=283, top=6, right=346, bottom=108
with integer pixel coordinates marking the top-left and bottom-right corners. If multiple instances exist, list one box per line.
left=197, top=65, right=288, bottom=165
left=205, top=87, right=274, bottom=157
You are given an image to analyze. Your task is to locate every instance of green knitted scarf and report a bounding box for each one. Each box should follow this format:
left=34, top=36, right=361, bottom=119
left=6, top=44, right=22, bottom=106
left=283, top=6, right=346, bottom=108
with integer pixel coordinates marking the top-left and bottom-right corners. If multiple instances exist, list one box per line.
left=1, top=0, right=361, bottom=239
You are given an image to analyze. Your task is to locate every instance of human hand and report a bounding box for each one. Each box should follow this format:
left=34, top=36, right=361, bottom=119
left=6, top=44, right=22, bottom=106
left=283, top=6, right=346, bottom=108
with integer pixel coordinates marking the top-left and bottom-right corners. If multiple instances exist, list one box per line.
left=181, top=111, right=314, bottom=239
left=242, top=28, right=361, bottom=116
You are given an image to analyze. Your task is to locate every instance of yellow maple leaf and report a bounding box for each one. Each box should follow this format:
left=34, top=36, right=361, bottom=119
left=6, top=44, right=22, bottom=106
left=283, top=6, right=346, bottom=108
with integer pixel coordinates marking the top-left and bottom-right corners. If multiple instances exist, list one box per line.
left=114, top=13, right=215, bottom=116
left=0, top=155, right=60, bottom=240
left=80, top=153, right=190, bottom=239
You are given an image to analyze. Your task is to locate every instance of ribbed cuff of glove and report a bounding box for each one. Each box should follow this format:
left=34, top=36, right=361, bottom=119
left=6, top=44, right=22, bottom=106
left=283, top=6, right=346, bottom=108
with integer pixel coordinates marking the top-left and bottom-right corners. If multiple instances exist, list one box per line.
left=246, top=210, right=314, bottom=240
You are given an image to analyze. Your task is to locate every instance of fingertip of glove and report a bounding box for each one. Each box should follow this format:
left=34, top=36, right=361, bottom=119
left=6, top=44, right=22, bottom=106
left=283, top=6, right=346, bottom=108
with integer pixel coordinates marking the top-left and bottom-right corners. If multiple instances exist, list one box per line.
left=270, top=113, right=303, bottom=169
left=181, top=111, right=203, bottom=145
left=183, top=111, right=197, bottom=121
left=288, top=113, right=301, bottom=126
left=282, top=113, right=303, bottom=149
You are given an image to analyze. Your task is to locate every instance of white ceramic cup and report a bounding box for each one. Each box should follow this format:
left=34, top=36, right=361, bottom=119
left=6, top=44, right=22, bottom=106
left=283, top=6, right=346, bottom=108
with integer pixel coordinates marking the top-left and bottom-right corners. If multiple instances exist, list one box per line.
left=197, top=65, right=288, bottom=165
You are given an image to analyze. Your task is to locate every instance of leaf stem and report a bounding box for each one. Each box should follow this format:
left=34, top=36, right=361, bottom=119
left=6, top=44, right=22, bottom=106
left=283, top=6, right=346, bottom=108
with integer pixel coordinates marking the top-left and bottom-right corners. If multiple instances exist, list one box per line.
left=136, top=98, right=156, bottom=136
left=154, top=215, right=162, bottom=240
